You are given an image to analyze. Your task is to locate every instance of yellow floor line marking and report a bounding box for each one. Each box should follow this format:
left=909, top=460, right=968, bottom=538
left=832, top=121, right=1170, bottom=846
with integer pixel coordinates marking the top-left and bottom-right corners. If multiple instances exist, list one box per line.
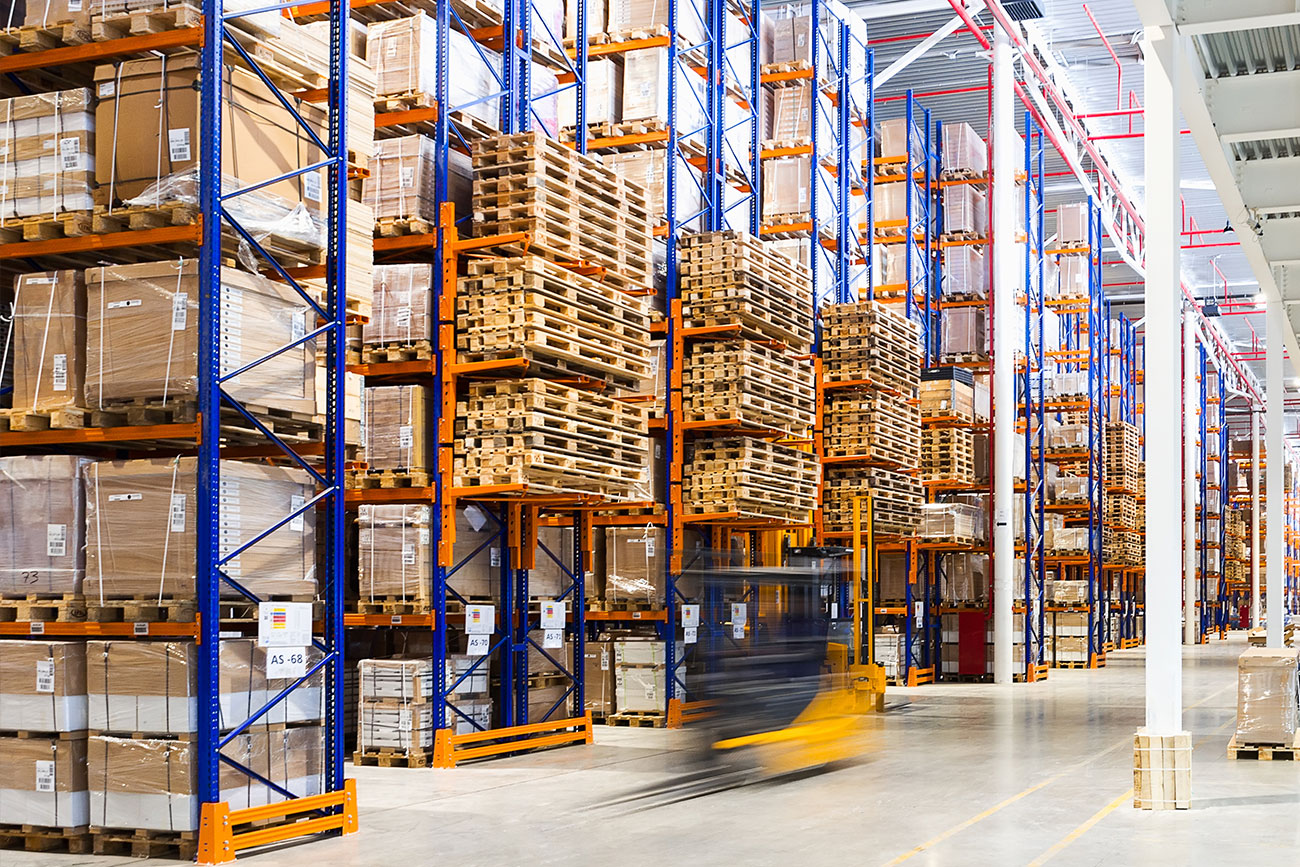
left=1026, top=711, right=1239, bottom=864
left=1026, top=788, right=1133, bottom=867
left=883, top=680, right=1238, bottom=866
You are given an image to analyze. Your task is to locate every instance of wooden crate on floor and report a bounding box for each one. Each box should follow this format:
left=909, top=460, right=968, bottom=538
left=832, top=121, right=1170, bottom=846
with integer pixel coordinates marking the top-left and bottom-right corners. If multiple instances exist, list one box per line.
left=454, top=379, right=649, bottom=500
left=683, top=437, right=818, bottom=522
left=823, top=466, right=923, bottom=535
left=471, top=132, right=654, bottom=293
left=821, top=301, right=921, bottom=392
left=457, top=255, right=652, bottom=390
left=922, top=426, right=975, bottom=484
left=824, top=388, right=920, bottom=469
left=679, top=230, right=814, bottom=351
left=684, top=341, right=815, bottom=434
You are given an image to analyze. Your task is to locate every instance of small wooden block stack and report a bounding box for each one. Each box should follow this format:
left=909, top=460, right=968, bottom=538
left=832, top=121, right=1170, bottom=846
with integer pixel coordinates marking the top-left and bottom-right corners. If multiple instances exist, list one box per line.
left=1133, top=729, right=1191, bottom=810
left=683, top=438, right=818, bottom=522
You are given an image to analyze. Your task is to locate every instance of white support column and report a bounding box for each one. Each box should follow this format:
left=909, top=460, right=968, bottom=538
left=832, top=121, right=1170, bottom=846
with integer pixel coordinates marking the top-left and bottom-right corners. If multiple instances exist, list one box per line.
left=991, top=24, right=1017, bottom=685
left=1267, top=303, right=1284, bottom=646
left=1184, top=313, right=1198, bottom=644
left=1252, top=408, right=1261, bottom=627
left=1142, top=22, right=1182, bottom=736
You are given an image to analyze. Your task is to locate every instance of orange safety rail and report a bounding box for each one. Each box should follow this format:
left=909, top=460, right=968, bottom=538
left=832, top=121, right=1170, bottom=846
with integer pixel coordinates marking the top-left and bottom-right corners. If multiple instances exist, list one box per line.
left=907, top=666, right=935, bottom=686
left=197, top=779, right=358, bottom=864
left=433, top=713, right=594, bottom=767
left=666, top=698, right=716, bottom=728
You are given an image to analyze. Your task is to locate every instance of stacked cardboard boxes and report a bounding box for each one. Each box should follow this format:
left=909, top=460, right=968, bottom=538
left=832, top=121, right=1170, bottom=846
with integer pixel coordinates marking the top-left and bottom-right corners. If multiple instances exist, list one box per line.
left=613, top=639, right=670, bottom=716
left=356, top=658, right=433, bottom=760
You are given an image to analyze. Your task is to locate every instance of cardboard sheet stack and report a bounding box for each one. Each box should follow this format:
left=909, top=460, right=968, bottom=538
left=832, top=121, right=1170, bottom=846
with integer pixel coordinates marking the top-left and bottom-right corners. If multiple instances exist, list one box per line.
left=613, top=639, right=674, bottom=715
left=356, top=658, right=434, bottom=760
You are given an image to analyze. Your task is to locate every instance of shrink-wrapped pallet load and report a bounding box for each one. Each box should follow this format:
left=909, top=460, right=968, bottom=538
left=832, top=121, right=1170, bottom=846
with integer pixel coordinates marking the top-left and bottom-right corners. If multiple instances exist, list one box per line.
left=0, top=735, right=88, bottom=828
left=7, top=271, right=84, bottom=413
left=0, top=454, right=92, bottom=596
left=0, top=640, right=87, bottom=732
left=0, top=89, right=95, bottom=220
left=356, top=505, right=432, bottom=606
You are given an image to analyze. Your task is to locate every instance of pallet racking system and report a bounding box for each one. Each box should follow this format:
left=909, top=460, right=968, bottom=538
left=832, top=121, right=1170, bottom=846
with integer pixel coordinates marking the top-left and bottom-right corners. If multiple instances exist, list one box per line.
left=0, top=0, right=358, bottom=857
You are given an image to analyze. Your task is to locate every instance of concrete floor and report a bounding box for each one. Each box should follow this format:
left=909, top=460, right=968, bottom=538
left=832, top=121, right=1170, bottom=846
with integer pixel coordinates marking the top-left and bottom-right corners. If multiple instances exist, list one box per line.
left=10, top=633, right=1299, bottom=867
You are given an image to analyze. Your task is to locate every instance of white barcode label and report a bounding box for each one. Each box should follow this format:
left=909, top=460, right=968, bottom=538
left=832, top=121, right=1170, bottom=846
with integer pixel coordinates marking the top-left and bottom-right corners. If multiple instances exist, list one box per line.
left=59, top=137, right=81, bottom=171
left=35, top=760, right=55, bottom=793
left=489, top=547, right=501, bottom=567
left=107, top=299, right=142, bottom=310
left=419, top=527, right=430, bottom=545
left=303, top=170, right=321, bottom=203
left=133, top=622, right=149, bottom=636
left=394, top=306, right=411, bottom=328
left=400, top=166, right=415, bottom=188
left=398, top=425, right=413, bottom=450
left=402, top=544, right=416, bottom=565
left=46, top=524, right=66, bottom=557
left=644, top=536, right=656, bottom=557
left=108, top=493, right=142, bottom=502
left=51, top=354, right=67, bottom=391
left=168, top=128, right=191, bottom=162
left=171, top=292, right=188, bottom=330
left=98, top=81, right=115, bottom=98
left=67, top=0, right=81, bottom=11
left=169, top=494, right=187, bottom=532
left=290, top=495, right=305, bottom=531
left=291, top=311, right=306, bottom=341
left=36, top=659, right=55, bottom=693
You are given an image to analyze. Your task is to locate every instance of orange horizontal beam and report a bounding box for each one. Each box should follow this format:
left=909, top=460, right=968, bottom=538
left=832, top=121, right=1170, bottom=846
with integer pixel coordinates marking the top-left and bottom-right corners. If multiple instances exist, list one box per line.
left=376, top=105, right=437, bottom=128
left=761, top=68, right=813, bottom=83
left=344, top=613, right=434, bottom=628
left=0, top=27, right=200, bottom=74
left=0, top=621, right=198, bottom=637
left=0, top=223, right=199, bottom=260
left=586, top=609, right=667, bottom=621
left=587, top=130, right=669, bottom=149
left=0, top=421, right=200, bottom=447
left=373, top=232, right=437, bottom=254
left=348, top=359, right=437, bottom=378
left=345, top=487, right=436, bottom=508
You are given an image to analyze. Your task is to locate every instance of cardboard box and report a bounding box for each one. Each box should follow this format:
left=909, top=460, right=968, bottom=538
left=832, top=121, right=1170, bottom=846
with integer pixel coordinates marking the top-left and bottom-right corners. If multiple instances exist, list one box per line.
left=603, top=527, right=663, bottom=606
left=83, top=458, right=317, bottom=601
left=621, top=47, right=706, bottom=130
left=450, top=503, right=498, bottom=599
left=357, top=505, right=431, bottom=604
left=761, top=155, right=809, bottom=218
left=94, top=57, right=326, bottom=205
left=1236, top=647, right=1300, bottom=745
left=367, top=16, right=501, bottom=132
left=768, top=14, right=812, bottom=65
left=0, top=640, right=87, bottom=732
left=601, top=148, right=703, bottom=224
left=583, top=639, right=614, bottom=715
left=0, top=455, right=91, bottom=596
left=89, top=728, right=323, bottom=832
left=364, top=134, right=439, bottom=223
left=84, top=261, right=316, bottom=415
left=0, top=735, right=88, bottom=828
left=527, top=683, right=570, bottom=722
left=446, top=654, right=488, bottom=698
left=363, top=264, right=434, bottom=349
left=615, top=665, right=665, bottom=713
left=525, top=629, right=573, bottom=677
left=86, top=640, right=322, bottom=735
left=614, top=639, right=665, bottom=667
left=448, top=696, right=492, bottom=735
left=363, top=384, right=429, bottom=471
left=9, top=271, right=84, bottom=411
left=878, top=552, right=907, bottom=603
left=0, top=89, right=95, bottom=218
left=359, top=658, right=432, bottom=703
left=358, top=700, right=432, bottom=751
left=558, top=57, right=620, bottom=127
left=940, top=121, right=986, bottom=175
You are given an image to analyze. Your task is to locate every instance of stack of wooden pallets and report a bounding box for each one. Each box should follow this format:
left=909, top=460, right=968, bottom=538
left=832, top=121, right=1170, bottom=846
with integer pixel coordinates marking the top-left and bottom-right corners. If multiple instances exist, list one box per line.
left=683, top=438, right=818, bottom=522
left=683, top=341, right=814, bottom=435
left=1105, top=421, right=1142, bottom=492
left=820, top=300, right=923, bottom=535
left=454, top=132, right=655, bottom=500
left=921, top=427, right=975, bottom=485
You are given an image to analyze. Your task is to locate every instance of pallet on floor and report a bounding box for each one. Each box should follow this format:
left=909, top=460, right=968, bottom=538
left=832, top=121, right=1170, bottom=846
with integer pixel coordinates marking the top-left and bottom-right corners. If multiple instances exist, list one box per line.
left=90, top=828, right=197, bottom=861
left=0, top=825, right=92, bottom=855
left=605, top=711, right=665, bottom=728
left=1226, top=738, right=1300, bottom=761
left=353, top=746, right=433, bottom=768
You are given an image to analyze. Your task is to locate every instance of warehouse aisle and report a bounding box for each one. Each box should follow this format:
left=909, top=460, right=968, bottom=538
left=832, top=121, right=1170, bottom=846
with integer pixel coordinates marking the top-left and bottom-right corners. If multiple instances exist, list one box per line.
left=12, top=635, right=1294, bottom=867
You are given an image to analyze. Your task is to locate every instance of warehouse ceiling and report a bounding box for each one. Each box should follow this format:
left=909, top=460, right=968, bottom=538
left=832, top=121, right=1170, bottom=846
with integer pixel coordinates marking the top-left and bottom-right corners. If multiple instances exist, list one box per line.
left=848, top=0, right=1284, bottom=392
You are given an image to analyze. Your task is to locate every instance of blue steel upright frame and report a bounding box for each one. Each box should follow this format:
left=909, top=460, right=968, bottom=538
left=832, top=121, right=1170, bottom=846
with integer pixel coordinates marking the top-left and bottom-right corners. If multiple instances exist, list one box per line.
left=1021, top=113, right=1048, bottom=678
left=1084, top=199, right=1105, bottom=661
left=198, top=0, right=349, bottom=813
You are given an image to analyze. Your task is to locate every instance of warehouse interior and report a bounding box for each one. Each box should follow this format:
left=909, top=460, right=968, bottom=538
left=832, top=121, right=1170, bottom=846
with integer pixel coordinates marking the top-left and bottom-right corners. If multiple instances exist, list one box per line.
left=0, top=0, right=1298, bottom=862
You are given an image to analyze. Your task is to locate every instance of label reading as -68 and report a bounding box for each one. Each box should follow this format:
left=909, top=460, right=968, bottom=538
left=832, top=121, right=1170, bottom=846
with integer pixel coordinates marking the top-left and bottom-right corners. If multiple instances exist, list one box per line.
left=266, top=647, right=307, bottom=680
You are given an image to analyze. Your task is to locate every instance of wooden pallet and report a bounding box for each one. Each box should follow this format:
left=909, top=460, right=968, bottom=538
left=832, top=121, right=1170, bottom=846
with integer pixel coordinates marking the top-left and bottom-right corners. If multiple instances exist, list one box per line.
left=1226, top=738, right=1300, bottom=761
left=84, top=597, right=198, bottom=624
left=684, top=342, right=815, bottom=434
left=0, top=210, right=94, bottom=243
left=347, top=468, right=432, bottom=489
left=91, top=3, right=201, bottom=40
left=352, top=747, right=433, bottom=768
left=0, top=594, right=88, bottom=624
left=0, top=15, right=91, bottom=52
left=0, top=824, right=92, bottom=855
left=361, top=340, right=434, bottom=363
left=374, top=215, right=437, bottom=238
left=0, top=406, right=89, bottom=433
left=588, top=599, right=660, bottom=613
left=91, top=828, right=197, bottom=861
left=605, top=711, right=665, bottom=728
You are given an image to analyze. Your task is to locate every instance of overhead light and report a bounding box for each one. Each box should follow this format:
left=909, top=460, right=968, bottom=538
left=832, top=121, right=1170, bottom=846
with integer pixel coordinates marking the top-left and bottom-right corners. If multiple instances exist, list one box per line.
left=1004, top=0, right=1044, bottom=20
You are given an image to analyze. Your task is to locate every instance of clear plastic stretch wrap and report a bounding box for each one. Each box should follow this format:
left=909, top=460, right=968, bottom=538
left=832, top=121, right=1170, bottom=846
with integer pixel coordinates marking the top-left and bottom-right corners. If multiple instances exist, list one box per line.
left=1054, top=475, right=1088, bottom=502
left=357, top=658, right=433, bottom=751
left=8, top=270, right=85, bottom=411
left=941, top=247, right=985, bottom=298
left=940, top=122, right=987, bottom=175
left=85, top=639, right=323, bottom=735
left=14, top=0, right=80, bottom=27
left=622, top=46, right=707, bottom=131
left=882, top=242, right=926, bottom=286
left=94, top=57, right=327, bottom=211
left=84, top=457, right=317, bottom=602
left=942, top=184, right=987, bottom=235
left=0, top=88, right=95, bottom=219
left=878, top=551, right=908, bottom=601
left=1236, top=647, right=1300, bottom=745
left=364, top=135, right=439, bottom=223
left=363, top=384, right=429, bottom=471
left=940, top=305, right=988, bottom=359
left=940, top=553, right=988, bottom=604
left=1057, top=202, right=1088, bottom=245
left=357, top=504, right=431, bottom=604
left=601, top=149, right=703, bottom=226
left=1054, top=253, right=1089, bottom=298
left=89, top=727, right=323, bottom=832
left=0, top=454, right=91, bottom=595
left=603, top=526, right=664, bottom=606
left=362, top=264, right=434, bottom=347
left=919, top=502, right=985, bottom=542
left=610, top=0, right=705, bottom=44
left=0, top=735, right=88, bottom=829
left=767, top=11, right=813, bottom=65
left=450, top=503, right=499, bottom=599
left=878, top=180, right=925, bottom=225
left=0, top=640, right=88, bottom=732
left=84, top=260, right=316, bottom=413
left=558, top=58, right=620, bottom=127
left=358, top=658, right=432, bottom=702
